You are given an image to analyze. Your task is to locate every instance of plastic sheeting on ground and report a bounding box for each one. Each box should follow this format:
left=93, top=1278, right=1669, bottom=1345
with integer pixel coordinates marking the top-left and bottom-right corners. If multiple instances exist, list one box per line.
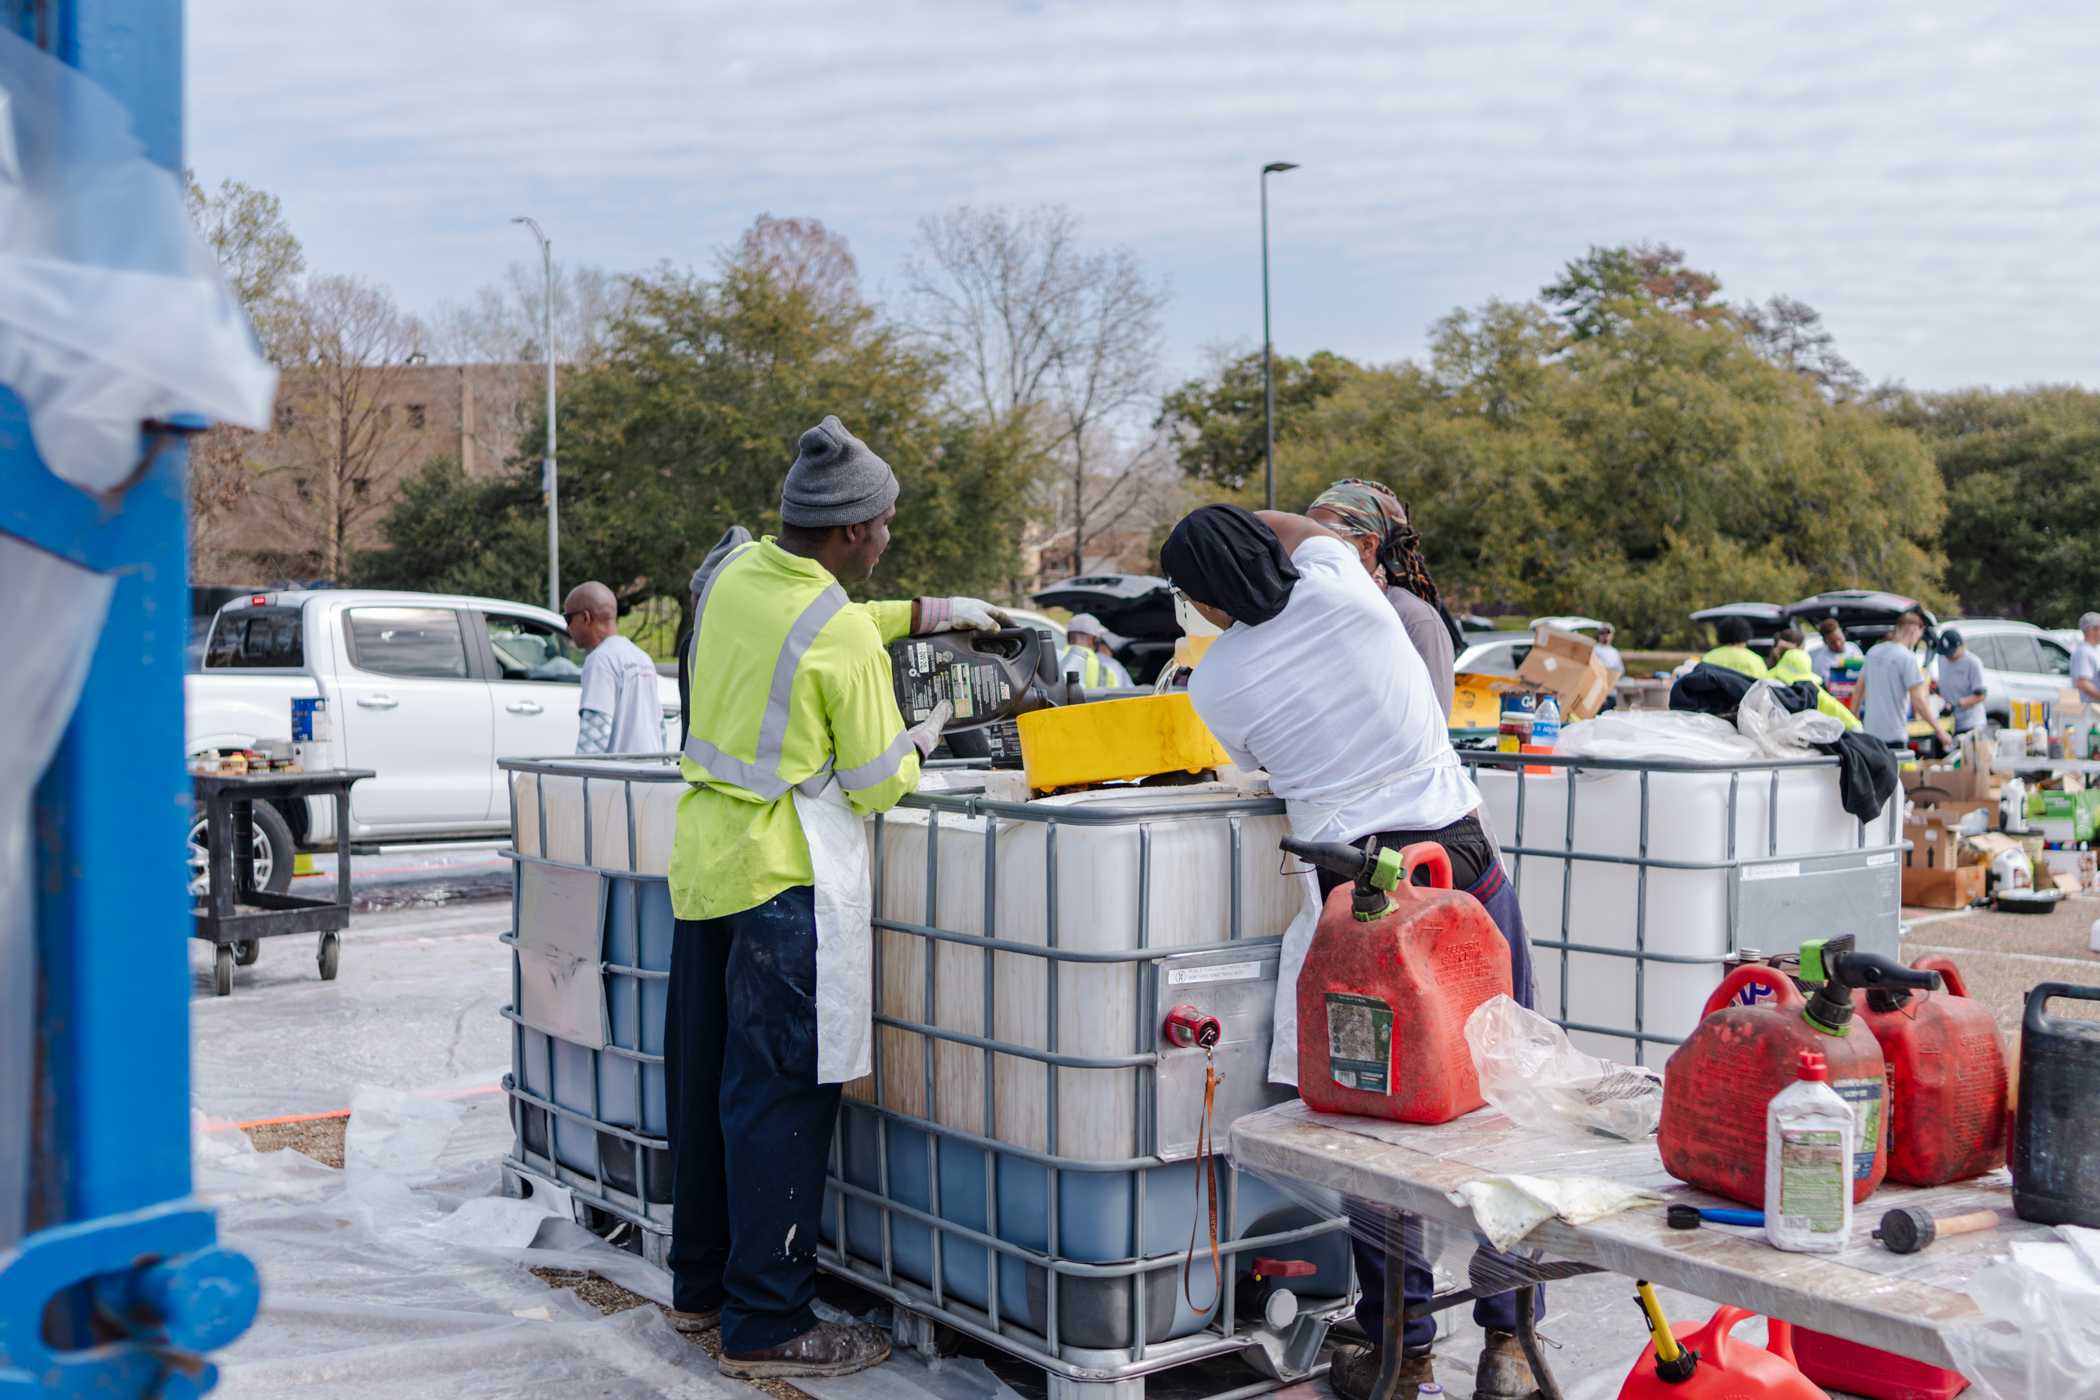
left=200, top=1086, right=739, bottom=1400
left=189, top=901, right=513, bottom=1123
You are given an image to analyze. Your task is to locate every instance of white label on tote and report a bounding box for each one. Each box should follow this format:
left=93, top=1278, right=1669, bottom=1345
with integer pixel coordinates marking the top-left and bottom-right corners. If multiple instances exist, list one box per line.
left=1742, top=862, right=1801, bottom=881
left=1168, top=960, right=1264, bottom=986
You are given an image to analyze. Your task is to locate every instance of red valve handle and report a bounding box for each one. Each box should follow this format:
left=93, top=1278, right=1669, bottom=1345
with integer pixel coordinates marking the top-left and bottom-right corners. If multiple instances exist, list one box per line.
left=1252, top=1257, right=1317, bottom=1279
left=1163, top=1005, right=1222, bottom=1049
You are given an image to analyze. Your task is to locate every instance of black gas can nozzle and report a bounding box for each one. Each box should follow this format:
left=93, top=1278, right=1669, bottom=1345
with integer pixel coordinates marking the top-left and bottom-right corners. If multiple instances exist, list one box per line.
left=1279, top=837, right=1403, bottom=921
left=1799, top=935, right=1941, bottom=1035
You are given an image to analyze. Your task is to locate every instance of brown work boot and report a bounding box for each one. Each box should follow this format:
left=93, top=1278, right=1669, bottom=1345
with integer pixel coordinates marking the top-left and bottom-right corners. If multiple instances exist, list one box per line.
left=1473, top=1328, right=1542, bottom=1400
left=718, top=1320, right=892, bottom=1379
left=1329, top=1340, right=1434, bottom=1400
left=664, top=1304, right=720, bottom=1337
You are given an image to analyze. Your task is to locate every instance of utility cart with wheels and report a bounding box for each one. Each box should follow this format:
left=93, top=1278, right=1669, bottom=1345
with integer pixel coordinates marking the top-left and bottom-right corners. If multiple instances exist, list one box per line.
left=190, top=768, right=372, bottom=995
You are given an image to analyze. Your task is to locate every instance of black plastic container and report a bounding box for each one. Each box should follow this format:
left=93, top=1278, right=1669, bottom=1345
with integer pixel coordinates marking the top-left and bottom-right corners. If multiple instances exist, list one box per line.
left=888, top=626, right=1075, bottom=733
left=2012, top=982, right=2100, bottom=1227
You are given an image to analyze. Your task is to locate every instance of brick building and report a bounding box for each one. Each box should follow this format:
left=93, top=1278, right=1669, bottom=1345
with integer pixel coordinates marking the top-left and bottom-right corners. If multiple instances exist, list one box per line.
left=192, top=361, right=543, bottom=584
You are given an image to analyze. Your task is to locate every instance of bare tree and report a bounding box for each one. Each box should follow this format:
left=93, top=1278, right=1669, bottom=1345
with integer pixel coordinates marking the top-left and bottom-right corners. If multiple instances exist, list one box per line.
left=264, top=275, right=429, bottom=577
left=904, top=205, right=1167, bottom=576
left=733, top=213, right=861, bottom=316
left=427, top=259, right=627, bottom=366
left=185, top=175, right=306, bottom=548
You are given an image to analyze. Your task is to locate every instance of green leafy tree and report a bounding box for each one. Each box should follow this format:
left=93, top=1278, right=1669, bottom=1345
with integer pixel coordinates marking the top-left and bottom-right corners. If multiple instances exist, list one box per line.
left=358, top=220, right=1036, bottom=633
left=187, top=173, right=306, bottom=362
left=1541, top=242, right=1725, bottom=342
left=1189, top=263, right=1945, bottom=646
left=1157, top=349, right=1359, bottom=490
left=1882, top=387, right=2100, bottom=622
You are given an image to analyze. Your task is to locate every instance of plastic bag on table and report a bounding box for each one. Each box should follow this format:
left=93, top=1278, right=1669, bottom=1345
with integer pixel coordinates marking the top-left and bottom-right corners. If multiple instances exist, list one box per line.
left=1556, top=710, right=1757, bottom=765
left=1736, top=682, right=1842, bottom=757
left=1463, top=995, right=1663, bottom=1142
left=1941, top=1226, right=2100, bottom=1400
left=0, top=28, right=274, bottom=489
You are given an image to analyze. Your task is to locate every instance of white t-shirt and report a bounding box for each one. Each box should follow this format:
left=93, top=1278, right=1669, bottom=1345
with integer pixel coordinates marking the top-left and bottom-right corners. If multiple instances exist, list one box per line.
left=1861, top=640, right=1925, bottom=744
left=1592, top=642, right=1625, bottom=678
left=1188, top=535, right=1479, bottom=842
left=2072, top=640, right=2100, bottom=693
left=1809, top=640, right=1862, bottom=684
left=580, top=634, right=665, bottom=755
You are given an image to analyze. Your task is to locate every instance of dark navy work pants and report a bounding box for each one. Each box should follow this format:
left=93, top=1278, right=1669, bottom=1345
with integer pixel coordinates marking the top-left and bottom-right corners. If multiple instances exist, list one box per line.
left=666, top=885, right=842, bottom=1354
left=1320, top=838, right=1544, bottom=1352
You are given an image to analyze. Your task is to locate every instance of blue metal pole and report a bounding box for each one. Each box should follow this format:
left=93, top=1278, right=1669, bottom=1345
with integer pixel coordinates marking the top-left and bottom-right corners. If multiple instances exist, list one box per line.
left=0, top=3, right=261, bottom=1394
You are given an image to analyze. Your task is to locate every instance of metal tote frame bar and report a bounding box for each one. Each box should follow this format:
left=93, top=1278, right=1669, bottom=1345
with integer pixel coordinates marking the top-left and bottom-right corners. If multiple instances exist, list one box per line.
left=495, top=758, right=1350, bottom=1384
left=1458, top=748, right=1902, bottom=1063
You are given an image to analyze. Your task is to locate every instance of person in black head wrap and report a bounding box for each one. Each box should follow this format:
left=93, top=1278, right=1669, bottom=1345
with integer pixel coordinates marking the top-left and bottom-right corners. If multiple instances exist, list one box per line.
left=1158, top=504, right=1301, bottom=626
left=1158, top=501, right=1545, bottom=1400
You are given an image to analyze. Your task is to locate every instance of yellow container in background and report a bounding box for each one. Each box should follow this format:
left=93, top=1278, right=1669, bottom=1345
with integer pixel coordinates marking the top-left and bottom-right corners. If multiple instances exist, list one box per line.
left=1018, top=692, right=1231, bottom=792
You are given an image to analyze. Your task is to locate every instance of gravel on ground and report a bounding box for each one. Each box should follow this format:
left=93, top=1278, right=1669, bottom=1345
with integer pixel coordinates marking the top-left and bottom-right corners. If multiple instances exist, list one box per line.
left=1901, top=891, right=2100, bottom=1036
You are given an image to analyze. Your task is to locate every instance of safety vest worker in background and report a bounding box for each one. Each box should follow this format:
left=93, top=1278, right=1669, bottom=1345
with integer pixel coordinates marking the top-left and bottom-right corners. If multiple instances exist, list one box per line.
left=1770, top=645, right=1863, bottom=731
left=1701, top=614, right=1769, bottom=680
left=665, top=415, right=1012, bottom=1380
left=1060, top=612, right=1132, bottom=688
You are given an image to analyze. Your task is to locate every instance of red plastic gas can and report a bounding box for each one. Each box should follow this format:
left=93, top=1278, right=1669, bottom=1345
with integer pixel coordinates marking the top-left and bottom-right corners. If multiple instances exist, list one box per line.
left=1792, top=1330, right=1968, bottom=1400
left=1295, top=842, right=1512, bottom=1123
left=1859, top=954, right=2007, bottom=1187
left=1616, top=1306, right=1826, bottom=1400
left=1659, top=965, right=1889, bottom=1207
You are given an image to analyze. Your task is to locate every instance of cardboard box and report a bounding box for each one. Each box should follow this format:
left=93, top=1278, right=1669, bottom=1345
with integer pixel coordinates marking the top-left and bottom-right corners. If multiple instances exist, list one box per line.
left=1961, top=831, right=2023, bottom=867
left=1920, top=797, right=1998, bottom=831
left=1904, top=817, right=1959, bottom=870
left=1518, top=626, right=1615, bottom=720
left=1901, top=864, right=1987, bottom=909
left=1902, top=731, right=1998, bottom=804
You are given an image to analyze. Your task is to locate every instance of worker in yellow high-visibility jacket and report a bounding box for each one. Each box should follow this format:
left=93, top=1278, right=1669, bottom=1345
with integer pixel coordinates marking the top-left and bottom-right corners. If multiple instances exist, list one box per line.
left=664, top=416, right=1011, bottom=1379
left=1059, top=612, right=1133, bottom=688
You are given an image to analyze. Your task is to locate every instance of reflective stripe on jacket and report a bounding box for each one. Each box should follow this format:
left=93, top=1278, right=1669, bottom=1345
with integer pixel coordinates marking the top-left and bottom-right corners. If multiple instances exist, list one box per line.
left=669, top=538, right=917, bottom=920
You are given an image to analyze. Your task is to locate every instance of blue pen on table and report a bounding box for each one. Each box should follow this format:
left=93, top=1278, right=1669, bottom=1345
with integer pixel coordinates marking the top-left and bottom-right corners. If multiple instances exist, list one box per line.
left=1666, top=1204, right=1765, bottom=1230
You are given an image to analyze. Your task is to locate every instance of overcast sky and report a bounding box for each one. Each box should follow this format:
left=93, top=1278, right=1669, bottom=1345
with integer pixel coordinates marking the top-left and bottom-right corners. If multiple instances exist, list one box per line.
left=188, top=2, right=2100, bottom=391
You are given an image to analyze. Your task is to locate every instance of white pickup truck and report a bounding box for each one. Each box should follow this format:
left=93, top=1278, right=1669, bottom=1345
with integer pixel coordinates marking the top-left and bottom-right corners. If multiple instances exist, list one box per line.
left=185, top=588, right=680, bottom=885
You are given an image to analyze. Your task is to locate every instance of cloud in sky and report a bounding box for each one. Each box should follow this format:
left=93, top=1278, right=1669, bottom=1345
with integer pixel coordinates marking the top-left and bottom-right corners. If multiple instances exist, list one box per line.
left=189, top=1, right=2100, bottom=388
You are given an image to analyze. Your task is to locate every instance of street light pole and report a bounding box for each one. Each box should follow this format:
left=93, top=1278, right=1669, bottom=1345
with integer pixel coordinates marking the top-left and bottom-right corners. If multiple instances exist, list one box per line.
left=1260, top=161, right=1298, bottom=513
left=512, top=215, right=559, bottom=612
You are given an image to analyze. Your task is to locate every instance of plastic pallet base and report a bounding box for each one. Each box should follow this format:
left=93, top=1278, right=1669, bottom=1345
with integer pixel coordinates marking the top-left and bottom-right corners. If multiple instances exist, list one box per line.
left=500, top=1161, right=1336, bottom=1400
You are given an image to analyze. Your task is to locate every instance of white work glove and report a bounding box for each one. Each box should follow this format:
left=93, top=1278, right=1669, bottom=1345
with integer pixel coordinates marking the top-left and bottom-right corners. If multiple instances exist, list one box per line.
left=906, top=698, right=955, bottom=759
left=915, top=597, right=1015, bottom=634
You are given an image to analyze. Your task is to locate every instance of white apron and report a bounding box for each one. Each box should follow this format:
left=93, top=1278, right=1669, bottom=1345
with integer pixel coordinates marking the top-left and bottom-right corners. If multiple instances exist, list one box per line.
left=791, top=778, right=874, bottom=1085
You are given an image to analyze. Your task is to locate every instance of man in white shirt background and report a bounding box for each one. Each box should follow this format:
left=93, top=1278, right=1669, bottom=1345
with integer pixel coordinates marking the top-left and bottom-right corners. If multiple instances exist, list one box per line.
left=563, top=580, right=667, bottom=755
left=1592, top=623, right=1625, bottom=681
left=2071, top=612, right=2100, bottom=705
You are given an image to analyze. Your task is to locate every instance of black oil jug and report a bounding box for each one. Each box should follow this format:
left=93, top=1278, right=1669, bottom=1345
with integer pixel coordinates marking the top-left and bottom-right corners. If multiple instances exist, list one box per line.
left=2012, top=981, right=2100, bottom=1227
left=889, top=627, right=1078, bottom=734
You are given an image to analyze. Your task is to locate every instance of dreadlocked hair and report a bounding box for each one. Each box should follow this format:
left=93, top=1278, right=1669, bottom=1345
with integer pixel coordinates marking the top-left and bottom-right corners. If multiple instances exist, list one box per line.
left=1378, top=523, right=1443, bottom=611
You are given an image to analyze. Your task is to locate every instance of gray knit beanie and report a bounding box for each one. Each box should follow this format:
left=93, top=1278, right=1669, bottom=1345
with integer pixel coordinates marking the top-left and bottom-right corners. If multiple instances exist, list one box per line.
left=780, top=416, right=899, bottom=527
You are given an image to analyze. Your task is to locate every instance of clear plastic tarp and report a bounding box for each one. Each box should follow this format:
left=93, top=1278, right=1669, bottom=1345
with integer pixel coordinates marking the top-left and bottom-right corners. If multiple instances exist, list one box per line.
left=1942, top=1225, right=2100, bottom=1400
left=0, top=538, right=113, bottom=1247
left=0, top=27, right=274, bottom=489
